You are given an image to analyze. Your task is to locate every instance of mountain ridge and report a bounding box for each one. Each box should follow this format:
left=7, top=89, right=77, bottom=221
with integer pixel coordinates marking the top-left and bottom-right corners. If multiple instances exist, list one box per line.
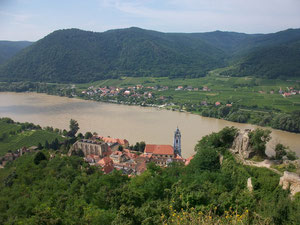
left=0, top=27, right=300, bottom=83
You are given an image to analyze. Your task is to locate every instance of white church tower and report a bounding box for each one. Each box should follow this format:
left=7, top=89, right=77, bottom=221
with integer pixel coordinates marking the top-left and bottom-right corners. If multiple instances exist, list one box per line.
left=173, top=127, right=181, bottom=156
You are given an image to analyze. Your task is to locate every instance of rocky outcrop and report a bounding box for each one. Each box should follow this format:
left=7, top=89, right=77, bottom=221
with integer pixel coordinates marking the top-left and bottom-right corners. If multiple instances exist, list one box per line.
left=247, top=177, right=253, bottom=192
left=279, top=171, right=300, bottom=196
left=231, top=129, right=256, bottom=159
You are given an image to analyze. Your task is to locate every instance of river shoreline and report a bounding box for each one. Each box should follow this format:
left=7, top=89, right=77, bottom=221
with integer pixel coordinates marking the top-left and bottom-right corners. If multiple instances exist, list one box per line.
left=1, top=91, right=300, bottom=158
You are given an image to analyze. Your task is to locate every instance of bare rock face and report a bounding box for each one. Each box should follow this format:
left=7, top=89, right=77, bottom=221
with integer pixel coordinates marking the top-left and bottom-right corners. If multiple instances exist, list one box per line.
left=231, top=129, right=256, bottom=159
left=247, top=177, right=253, bottom=192
left=279, top=171, right=300, bottom=196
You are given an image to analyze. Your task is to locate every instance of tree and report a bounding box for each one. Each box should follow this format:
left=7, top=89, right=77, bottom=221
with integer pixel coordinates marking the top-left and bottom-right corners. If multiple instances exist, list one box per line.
left=275, top=143, right=287, bottom=160
left=62, top=129, right=68, bottom=136
left=249, top=128, right=271, bottom=157
left=34, top=151, right=47, bottom=165
left=68, top=119, right=79, bottom=137
left=50, top=138, right=59, bottom=150
left=139, top=141, right=146, bottom=152
left=37, top=142, right=43, bottom=150
left=84, top=132, right=93, bottom=139
left=191, top=145, right=220, bottom=171
left=44, top=140, right=50, bottom=149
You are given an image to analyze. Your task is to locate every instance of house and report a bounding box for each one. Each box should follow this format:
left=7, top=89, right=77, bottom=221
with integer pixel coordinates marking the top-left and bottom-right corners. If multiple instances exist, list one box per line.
left=175, top=86, right=183, bottom=91
left=283, top=92, right=291, bottom=97
left=124, top=90, right=131, bottom=95
left=215, top=102, right=221, bottom=106
left=123, top=149, right=138, bottom=159
left=226, top=104, right=232, bottom=107
left=97, top=157, right=114, bottom=174
left=203, top=86, right=210, bottom=91
left=144, top=144, right=175, bottom=158
left=110, top=151, right=130, bottom=163
left=186, top=86, right=193, bottom=91
left=101, top=137, right=129, bottom=148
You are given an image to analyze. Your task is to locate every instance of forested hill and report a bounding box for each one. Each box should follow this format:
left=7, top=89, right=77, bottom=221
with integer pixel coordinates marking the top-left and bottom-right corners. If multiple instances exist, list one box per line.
left=0, top=28, right=226, bottom=83
left=0, top=27, right=300, bottom=83
left=0, top=41, right=32, bottom=65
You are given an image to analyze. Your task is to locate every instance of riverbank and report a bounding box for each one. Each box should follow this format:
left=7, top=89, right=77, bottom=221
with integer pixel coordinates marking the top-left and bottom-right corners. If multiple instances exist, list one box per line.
left=1, top=76, right=300, bottom=134
left=1, top=92, right=300, bottom=158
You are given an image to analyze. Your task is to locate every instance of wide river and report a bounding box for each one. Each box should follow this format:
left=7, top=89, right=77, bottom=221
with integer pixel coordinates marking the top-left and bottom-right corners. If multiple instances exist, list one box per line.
left=0, top=92, right=299, bottom=158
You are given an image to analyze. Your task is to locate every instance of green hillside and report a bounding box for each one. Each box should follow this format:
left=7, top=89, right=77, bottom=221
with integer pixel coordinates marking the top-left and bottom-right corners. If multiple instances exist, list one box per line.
left=0, top=41, right=32, bottom=65
left=0, top=127, right=299, bottom=224
left=0, top=28, right=300, bottom=83
left=0, top=28, right=226, bottom=83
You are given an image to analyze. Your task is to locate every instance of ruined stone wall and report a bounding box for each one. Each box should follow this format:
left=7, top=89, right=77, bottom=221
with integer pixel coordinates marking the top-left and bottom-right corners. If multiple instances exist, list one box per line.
left=72, top=141, right=108, bottom=157
left=279, top=171, right=300, bottom=196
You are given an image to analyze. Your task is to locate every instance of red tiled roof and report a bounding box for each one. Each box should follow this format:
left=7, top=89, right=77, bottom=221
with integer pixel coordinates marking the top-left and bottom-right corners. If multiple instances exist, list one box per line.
left=123, top=149, right=138, bottom=159
left=111, top=151, right=123, bottom=156
left=102, top=137, right=118, bottom=143
left=135, top=161, right=147, bottom=173
left=145, top=144, right=174, bottom=155
left=117, top=139, right=129, bottom=145
left=98, top=156, right=113, bottom=166
left=97, top=157, right=114, bottom=174
left=101, top=137, right=129, bottom=146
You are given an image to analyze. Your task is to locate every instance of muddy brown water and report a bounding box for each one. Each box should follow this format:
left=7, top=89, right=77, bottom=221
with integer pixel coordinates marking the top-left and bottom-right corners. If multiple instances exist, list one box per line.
left=0, top=92, right=299, bottom=158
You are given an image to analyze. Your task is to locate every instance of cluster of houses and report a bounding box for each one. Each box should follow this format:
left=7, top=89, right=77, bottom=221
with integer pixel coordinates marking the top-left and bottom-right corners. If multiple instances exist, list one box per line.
left=175, top=85, right=210, bottom=91
left=258, top=87, right=300, bottom=98
left=279, top=87, right=300, bottom=98
left=82, top=85, right=170, bottom=100
left=68, top=128, right=190, bottom=175
left=82, top=84, right=211, bottom=100
left=0, top=146, right=38, bottom=168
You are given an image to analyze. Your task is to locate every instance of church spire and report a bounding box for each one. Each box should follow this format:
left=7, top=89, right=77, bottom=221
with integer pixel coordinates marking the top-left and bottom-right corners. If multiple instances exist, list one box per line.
left=173, top=127, right=181, bottom=156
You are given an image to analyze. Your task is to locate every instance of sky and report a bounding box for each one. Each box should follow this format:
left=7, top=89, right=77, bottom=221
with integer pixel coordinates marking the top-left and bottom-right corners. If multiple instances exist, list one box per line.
left=0, top=0, right=300, bottom=41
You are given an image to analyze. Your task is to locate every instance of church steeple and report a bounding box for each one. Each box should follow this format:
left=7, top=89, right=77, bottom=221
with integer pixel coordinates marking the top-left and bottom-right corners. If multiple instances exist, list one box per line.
left=173, top=127, right=181, bottom=156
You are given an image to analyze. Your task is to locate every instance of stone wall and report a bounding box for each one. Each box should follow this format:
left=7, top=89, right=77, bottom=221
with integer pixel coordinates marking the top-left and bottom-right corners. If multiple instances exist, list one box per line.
left=71, top=140, right=108, bottom=157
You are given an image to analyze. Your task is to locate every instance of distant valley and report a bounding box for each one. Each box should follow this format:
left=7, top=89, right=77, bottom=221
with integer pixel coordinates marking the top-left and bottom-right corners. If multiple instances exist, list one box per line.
left=0, top=41, right=32, bottom=65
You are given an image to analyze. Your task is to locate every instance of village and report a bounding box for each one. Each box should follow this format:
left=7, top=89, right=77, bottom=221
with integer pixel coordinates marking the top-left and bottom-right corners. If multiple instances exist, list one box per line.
left=68, top=127, right=192, bottom=176
left=80, top=84, right=213, bottom=108
left=80, top=84, right=300, bottom=111
left=0, top=127, right=193, bottom=173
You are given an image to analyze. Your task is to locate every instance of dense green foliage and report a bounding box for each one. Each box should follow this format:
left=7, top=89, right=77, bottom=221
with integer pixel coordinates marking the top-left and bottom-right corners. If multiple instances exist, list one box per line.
left=0, top=127, right=299, bottom=224
left=1, top=28, right=300, bottom=83
left=0, top=41, right=32, bottom=65
left=248, top=128, right=271, bottom=157
left=0, top=28, right=226, bottom=83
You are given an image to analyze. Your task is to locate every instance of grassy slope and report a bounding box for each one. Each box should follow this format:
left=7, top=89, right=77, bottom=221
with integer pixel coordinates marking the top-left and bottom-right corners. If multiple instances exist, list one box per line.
left=76, top=75, right=300, bottom=113
left=0, top=121, right=64, bottom=156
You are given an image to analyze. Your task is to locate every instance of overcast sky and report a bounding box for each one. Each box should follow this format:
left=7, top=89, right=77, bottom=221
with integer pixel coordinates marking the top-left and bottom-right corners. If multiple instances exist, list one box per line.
left=0, top=0, right=300, bottom=41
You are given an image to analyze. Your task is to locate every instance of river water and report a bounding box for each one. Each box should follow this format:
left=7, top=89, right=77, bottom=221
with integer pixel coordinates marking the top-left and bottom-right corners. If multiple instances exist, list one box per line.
left=0, top=92, right=299, bottom=158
